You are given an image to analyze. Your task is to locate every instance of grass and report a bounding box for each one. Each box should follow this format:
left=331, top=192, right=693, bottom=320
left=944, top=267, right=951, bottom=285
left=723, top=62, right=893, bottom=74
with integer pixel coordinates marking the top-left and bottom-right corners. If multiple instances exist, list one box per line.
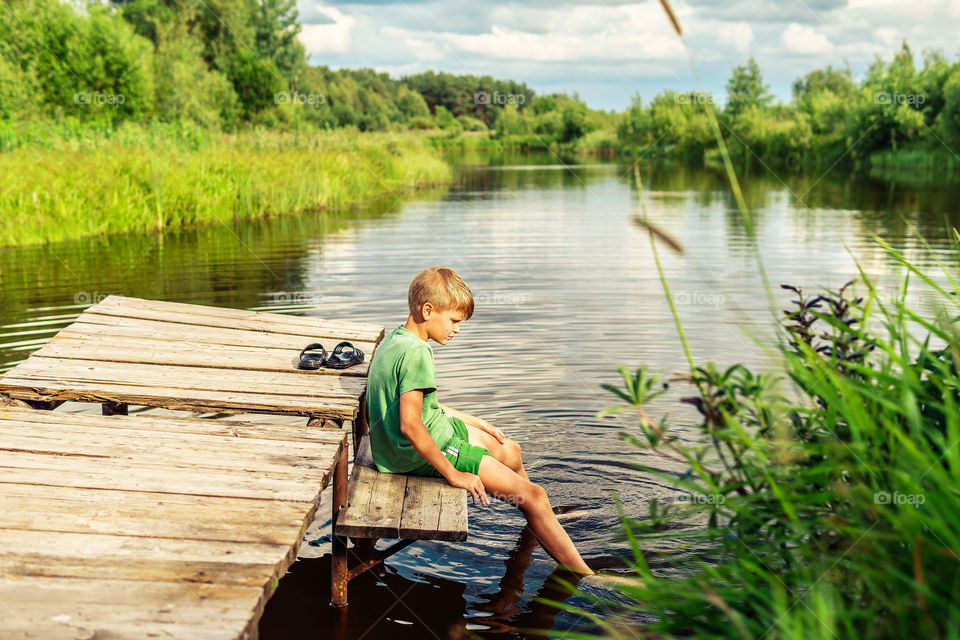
left=0, top=120, right=452, bottom=247
left=552, top=1, right=960, bottom=638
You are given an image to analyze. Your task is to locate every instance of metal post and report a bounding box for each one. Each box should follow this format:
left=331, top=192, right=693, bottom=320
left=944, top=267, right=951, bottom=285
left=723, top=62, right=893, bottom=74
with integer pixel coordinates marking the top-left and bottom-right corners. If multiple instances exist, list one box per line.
left=331, top=436, right=349, bottom=607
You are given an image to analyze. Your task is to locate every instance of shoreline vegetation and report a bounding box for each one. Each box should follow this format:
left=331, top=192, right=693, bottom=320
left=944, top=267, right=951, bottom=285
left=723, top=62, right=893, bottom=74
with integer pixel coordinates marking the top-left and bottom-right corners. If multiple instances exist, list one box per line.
left=0, top=125, right=450, bottom=247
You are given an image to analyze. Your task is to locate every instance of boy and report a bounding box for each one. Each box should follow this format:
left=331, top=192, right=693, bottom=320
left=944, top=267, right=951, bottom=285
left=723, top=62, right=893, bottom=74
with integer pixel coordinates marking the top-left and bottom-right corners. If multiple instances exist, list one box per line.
left=367, top=266, right=592, bottom=576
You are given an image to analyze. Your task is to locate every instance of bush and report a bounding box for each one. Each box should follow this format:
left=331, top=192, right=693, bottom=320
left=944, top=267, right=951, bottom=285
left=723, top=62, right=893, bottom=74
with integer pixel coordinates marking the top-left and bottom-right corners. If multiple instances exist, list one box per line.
left=456, top=115, right=488, bottom=132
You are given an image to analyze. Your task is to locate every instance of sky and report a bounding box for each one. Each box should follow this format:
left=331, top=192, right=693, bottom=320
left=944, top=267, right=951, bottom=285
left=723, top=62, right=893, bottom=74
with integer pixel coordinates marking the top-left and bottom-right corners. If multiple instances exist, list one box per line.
left=294, top=0, right=960, bottom=111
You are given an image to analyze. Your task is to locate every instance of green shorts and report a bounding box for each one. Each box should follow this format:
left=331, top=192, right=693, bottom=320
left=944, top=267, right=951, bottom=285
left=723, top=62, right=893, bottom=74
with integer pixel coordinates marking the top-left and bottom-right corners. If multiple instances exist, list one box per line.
left=407, top=416, right=490, bottom=477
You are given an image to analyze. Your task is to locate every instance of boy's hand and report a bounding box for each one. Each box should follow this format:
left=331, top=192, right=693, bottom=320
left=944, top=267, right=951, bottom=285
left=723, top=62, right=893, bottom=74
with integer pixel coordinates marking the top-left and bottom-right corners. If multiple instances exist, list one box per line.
left=446, top=470, right=489, bottom=506
left=478, top=420, right=505, bottom=444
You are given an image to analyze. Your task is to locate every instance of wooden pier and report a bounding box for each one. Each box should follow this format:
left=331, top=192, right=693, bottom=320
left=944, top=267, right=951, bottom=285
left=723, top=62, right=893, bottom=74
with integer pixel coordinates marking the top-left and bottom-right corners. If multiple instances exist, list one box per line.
left=0, top=295, right=384, bottom=638
left=0, top=408, right=347, bottom=639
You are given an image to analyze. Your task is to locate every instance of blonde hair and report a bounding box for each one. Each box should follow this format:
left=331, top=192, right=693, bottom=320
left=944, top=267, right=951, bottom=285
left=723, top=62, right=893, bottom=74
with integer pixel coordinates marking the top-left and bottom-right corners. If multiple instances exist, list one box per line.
left=408, top=266, right=474, bottom=320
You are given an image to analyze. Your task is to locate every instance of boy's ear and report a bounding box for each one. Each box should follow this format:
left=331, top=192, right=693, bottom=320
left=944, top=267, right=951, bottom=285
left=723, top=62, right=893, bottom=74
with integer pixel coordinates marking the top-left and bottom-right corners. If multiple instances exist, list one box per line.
left=421, top=302, right=434, bottom=319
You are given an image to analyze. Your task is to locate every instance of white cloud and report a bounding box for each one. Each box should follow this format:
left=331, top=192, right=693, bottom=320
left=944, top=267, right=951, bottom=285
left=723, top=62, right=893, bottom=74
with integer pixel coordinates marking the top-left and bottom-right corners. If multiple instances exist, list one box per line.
left=781, top=23, right=832, bottom=55
left=439, top=4, right=686, bottom=63
left=299, top=5, right=357, bottom=54
left=716, top=21, right=754, bottom=54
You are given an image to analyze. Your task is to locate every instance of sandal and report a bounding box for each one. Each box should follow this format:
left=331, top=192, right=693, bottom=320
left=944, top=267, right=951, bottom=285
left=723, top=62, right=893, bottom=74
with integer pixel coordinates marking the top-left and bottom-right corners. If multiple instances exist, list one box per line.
left=323, top=341, right=364, bottom=369
left=297, top=343, right=328, bottom=370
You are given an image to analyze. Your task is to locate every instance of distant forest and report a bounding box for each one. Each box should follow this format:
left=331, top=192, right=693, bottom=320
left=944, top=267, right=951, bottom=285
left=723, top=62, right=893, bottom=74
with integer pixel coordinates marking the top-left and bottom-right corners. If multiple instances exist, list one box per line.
left=3, top=0, right=960, bottom=166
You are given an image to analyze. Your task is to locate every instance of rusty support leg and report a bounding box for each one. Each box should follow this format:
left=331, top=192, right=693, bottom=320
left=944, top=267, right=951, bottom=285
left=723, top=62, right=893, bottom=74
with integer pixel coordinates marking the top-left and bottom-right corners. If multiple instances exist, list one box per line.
left=343, top=539, right=416, bottom=582
left=331, top=435, right=349, bottom=607
left=102, top=402, right=128, bottom=416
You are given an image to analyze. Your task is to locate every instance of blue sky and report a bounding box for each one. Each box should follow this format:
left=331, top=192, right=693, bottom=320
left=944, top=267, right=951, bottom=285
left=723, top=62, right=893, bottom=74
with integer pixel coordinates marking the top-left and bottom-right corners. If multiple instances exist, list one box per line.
left=294, top=0, right=960, bottom=111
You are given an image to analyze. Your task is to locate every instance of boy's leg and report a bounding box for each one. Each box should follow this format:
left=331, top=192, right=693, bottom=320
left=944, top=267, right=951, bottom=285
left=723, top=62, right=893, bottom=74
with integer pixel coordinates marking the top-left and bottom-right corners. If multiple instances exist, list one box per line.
left=465, top=424, right=527, bottom=479
left=477, top=455, right=591, bottom=575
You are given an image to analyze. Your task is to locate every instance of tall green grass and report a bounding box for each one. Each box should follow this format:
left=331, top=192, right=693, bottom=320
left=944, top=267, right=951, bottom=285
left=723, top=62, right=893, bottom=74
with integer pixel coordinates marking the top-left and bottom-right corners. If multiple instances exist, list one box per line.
left=0, top=122, right=451, bottom=247
left=556, top=2, right=960, bottom=638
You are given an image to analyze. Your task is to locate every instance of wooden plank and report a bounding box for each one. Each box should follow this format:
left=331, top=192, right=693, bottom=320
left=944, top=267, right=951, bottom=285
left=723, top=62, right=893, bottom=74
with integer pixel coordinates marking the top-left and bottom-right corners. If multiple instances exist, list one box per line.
left=436, top=479, right=469, bottom=541
left=339, top=436, right=468, bottom=541
left=0, top=484, right=312, bottom=545
left=0, top=453, right=334, bottom=503
left=0, top=577, right=261, bottom=640
left=40, top=332, right=374, bottom=376
left=336, top=437, right=407, bottom=539
left=94, top=294, right=385, bottom=338
left=0, top=528, right=292, bottom=567
left=0, top=555, right=275, bottom=587
left=400, top=477, right=468, bottom=541
left=6, top=357, right=367, bottom=399
left=59, top=318, right=376, bottom=374
left=0, top=414, right=345, bottom=463
left=0, top=379, right=357, bottom=418
left=0, top=429, right=340, bottom=478
left=0, top=407, right=344, bottom=444
left=85, top=295, right=384, bottom=343
left=398, top=478, right=442, bottom=538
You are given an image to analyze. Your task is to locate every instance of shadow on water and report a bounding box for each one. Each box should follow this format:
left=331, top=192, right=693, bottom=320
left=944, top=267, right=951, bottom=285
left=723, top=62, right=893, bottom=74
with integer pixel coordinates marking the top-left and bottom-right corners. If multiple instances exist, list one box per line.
left=259, top=523, right=612, bottom=640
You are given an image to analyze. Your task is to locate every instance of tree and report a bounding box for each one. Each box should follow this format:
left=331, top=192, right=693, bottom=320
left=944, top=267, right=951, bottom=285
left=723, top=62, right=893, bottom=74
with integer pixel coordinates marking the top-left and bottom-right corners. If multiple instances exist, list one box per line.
left=725, top=56, right=773, bottom=118
left=792, top=66, right=855, bottom=102
left=253, top=0, right=305, bottom=82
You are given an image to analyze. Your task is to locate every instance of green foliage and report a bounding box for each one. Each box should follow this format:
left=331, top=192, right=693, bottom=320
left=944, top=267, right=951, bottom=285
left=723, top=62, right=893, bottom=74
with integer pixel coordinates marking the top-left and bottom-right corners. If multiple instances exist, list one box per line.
left=614, top=42, right=960, bottom=167
left=724, top=56, right=773, bottom=118
left=0, top=0, right=464, bottom=132
left=433, top=105, right=462, bottom=134
left=456, top=115, right=487, bottom=132
left=583, top=276, right=960, bottom=639
left=152, top=28, right=238, bottom=129
left=401, top=70, right=535, bottom=127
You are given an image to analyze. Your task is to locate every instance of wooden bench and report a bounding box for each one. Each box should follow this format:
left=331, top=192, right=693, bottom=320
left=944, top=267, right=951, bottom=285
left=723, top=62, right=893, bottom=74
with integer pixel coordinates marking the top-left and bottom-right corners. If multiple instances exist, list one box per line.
left=329, top=411, right=468, bottom=606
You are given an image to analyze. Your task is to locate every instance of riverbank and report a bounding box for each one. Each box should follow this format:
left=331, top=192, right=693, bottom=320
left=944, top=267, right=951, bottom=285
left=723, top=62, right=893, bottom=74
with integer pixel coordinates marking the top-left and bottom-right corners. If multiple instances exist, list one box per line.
left=0, top=123, right=451, bottom=247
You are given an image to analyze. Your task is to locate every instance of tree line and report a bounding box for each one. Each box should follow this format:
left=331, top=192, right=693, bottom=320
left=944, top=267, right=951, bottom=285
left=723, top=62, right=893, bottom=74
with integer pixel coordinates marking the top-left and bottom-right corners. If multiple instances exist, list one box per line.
left=2, top=0, right=959, bottom=167
left=617, top=46, right=960, bottom=166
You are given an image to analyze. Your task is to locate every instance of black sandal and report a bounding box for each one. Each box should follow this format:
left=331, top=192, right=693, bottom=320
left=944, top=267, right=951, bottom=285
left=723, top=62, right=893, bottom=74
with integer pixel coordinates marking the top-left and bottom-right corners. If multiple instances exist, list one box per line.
left=323, top=341, right=364, bottom=369
left=297, top=343, right=328, bottom=370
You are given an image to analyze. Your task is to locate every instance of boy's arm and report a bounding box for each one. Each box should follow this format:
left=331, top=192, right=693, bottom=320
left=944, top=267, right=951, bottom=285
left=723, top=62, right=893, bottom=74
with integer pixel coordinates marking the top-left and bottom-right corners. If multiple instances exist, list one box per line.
left=401, top=390, right=489, bottom=505
left=438, top=402, right=505, bottom=444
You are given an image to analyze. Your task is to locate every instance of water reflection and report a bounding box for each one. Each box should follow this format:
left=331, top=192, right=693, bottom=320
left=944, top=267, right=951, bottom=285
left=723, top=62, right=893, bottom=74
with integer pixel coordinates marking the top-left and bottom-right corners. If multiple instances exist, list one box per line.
left=261, top=523, right=611, bottom=640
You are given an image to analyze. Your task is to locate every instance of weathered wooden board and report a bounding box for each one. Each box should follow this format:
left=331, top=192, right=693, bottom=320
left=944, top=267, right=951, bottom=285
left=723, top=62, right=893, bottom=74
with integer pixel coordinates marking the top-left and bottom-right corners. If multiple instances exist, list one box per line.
left=0, top=378, right=358, bottom=418
left=0, top=295, right=383, bottom=417
left=0, top=408, right=349, bottom=639
left=57, top=320, right=373, bottom=375
left=8, top=357, right=367, bottom=398
left=0, top=408, right=342, bottom=443
left=336, top=435, right=469, bottom=541
left=39, top=332, right=374, bottom=376
left=86, top=295, right=383, bottom=343
left=0, top=576, right=263, bottom=640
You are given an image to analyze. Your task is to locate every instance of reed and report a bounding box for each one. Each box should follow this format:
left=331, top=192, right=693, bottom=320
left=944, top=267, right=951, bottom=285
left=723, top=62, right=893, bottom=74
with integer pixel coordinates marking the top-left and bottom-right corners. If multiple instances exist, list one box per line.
left=0, top=123, right=451, bottom=247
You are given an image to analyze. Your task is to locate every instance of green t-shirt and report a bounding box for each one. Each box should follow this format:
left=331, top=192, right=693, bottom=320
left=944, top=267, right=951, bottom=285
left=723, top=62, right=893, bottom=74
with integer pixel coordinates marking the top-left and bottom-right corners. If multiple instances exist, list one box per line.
left=366, top=325, right=455, bottom=473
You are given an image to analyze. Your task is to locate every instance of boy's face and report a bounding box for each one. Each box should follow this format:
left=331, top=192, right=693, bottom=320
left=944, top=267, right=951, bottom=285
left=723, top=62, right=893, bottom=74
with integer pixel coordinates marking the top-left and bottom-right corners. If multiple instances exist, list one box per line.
left=421, top=304, right=464, bottom=345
